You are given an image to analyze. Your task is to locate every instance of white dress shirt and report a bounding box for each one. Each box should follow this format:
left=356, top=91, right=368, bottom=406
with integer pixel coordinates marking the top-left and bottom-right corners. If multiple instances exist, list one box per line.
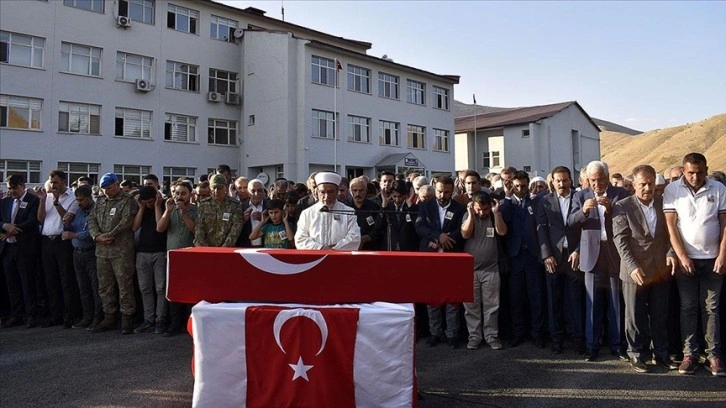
left=41, top=188, right=78, bottom=236
left=637, top=199, right=657, bottom=237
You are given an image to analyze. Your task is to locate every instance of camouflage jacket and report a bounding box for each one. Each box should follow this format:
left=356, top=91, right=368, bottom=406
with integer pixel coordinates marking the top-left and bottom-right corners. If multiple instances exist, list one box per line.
left=194, top=196, right=243, bottom=247
left=87, top=192, right=137, bottom=258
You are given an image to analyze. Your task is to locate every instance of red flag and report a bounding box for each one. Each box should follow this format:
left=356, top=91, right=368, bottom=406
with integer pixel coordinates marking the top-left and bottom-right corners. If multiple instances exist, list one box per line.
left=335, top=59, right=343, bottom=71
left=245, top=306, right=359, bottom=408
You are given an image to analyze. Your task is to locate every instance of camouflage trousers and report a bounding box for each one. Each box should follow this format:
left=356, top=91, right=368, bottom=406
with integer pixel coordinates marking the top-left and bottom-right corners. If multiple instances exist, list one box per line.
left=97, top=256, right=136, bottom=316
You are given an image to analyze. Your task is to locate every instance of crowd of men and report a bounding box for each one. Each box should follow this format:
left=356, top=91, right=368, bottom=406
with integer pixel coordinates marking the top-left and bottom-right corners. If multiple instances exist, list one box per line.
left=1, top=153, right=725, bottom=378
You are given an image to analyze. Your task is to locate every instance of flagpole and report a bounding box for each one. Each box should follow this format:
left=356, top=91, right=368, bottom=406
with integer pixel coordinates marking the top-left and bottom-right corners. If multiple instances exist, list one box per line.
left=473, top=94, right=478, bottom=172
left=334, top=61, right=338, bottom=173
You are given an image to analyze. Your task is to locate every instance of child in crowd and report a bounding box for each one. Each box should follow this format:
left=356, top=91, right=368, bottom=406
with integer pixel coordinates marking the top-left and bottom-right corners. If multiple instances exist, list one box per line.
left=249, top=199, right=295, bottom=249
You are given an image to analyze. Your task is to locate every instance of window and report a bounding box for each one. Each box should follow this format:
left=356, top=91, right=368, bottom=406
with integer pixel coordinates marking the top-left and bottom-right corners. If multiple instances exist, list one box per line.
left=407, top=125, right=425, bottom=149
left=113, top=164, right=151, bottom=185
left=433, top=128, right=449, bottom=152
left=1, top=95, right=42, bottom=130
left=163, top=166, right=195, bottom=184
left=311, top=56, right=336, bottom=86
left=115, top=107, right=152, bottom=139
left=57, top=162, right=100, bottom=185
left=482, top=152, right=490, bottom=168
left=433, top=86, right=449, bottom=110
left=0, top=31, right=44, bottom=68
left=0, top=160, right=42, bottom=184
left=207, top=119, right=237, bottom=146
left=248, top=115, right=255, bottom=126
left=347, top=65, right=370, bottom=93
left=348, top=115, right=370, bottom=143
left=63, top=0, right=104, bottom=13
left=379, top=120, right=399, bottom=146
left=209, top=68, right=238, bottom=94
left=406, top=80, right=425, bottom=105
left=166, top=60, right=199, bottom=92
left=61, top=42, right=101, bottom=77
left=492, top=151, right=501, bottom=167
left=378, top=72, right=399, bottom=99
left=164, top=113, right=196, bottom=143
left=167, top=3, right=198, bottom=34
left=210, top=15, right=238, bottom=42
left=312, top=109, right=335, bottom=139
left=276, top=165, right=284, bottom=180
left=58, top=101, right=100, bottom=134
left=523, top=165, right=532, bottom=172
left=571, top=129, right=581, bottom=170
left=116, top=52, right=154, bottom=82
left=119, top=0, right=154, bottom=25
left=521, top=129, right=530, bottom=138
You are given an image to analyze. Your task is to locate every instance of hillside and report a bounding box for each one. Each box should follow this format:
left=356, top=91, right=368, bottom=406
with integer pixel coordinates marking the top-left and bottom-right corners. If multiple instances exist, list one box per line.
left=601, top=113, right=726, bottom=175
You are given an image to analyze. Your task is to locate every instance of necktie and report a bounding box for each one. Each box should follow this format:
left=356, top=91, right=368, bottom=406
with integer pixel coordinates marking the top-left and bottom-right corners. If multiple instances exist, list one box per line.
left=7, top=199, right=20, bottom=243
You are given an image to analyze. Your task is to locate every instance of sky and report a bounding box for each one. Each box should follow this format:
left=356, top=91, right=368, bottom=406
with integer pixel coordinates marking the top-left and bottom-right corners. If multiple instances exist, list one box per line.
left=221, top=1, right=726, bottom=132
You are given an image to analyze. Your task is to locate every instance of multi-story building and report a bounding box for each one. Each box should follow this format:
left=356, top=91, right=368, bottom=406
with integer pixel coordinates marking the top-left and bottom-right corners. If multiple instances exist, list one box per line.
left=0, top=0, right=458, bottom=187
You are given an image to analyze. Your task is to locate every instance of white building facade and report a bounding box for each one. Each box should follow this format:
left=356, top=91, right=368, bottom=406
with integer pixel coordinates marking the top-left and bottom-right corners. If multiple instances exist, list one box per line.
left=455, top=102, right=600, bottom=177
left=0, top=0, right=458, bottom=187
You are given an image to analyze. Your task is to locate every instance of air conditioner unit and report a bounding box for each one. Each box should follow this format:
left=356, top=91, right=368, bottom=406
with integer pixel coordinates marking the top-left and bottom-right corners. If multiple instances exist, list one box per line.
left=233, top=29, right=245, bottom=40
left=208, top=92, right=221, bottom=102
left=225, top=92, right=241, bottom=105
left=117, top=15, right=131, bottom=28
left=135, top=78, right=151, bottom=92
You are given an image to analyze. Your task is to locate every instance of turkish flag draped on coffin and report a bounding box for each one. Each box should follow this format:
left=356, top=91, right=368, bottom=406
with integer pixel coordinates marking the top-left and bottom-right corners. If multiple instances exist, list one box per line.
left=245, top=306, right=359, bottom=408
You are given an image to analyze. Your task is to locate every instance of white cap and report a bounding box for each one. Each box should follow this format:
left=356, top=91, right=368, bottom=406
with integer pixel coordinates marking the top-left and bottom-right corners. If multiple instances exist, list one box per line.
left=530, top=176, right=546, bottom=185
left=314, top=172, right=342, bottom=186
left=655, top=174, right=666, bottom=185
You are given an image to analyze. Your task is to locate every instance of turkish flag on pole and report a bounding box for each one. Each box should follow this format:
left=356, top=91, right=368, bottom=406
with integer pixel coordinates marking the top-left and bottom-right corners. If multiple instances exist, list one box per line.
left=245, top=306, right=359, bottom=408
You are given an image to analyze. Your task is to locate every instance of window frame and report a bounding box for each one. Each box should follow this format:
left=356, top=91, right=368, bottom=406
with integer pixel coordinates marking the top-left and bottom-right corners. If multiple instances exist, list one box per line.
left=432, top=128, right=450, bottom=152
left=347, top=115, right=371, bottom=143
left=209, top=15, right=238, bottom=42
left=60, top=41, right=102, bottom=77
left=433, top=86, right=449, bottom=110
left=377, top=72, right=399, bottom=99
left=63, top=0, right=104, bottom=13
left=407, top=124, right=425, bottom=149
left=0, top=159, right=42, bottom=184
left=312, top=109, right=335, bottom=139
left=113, top=164, right=152, bottom=185
left=164, top=113, right=197, bottom=143
left=167, top=3, right=199, bottom=35
left=114, top=107, right=152, bottom=139
left=58, top=101, right=101, bottom=135
left=379, top=120, right=400, bottom=147
left=115, top=51, right=154, bottom=83
left=0, top=30, right=45, bottom=68
left=57, top=161, right=101, bottom=185
left=163, top=166, right=195, bottom=185
left=208, top=68, right=238, bottom=94
left=118, top=0, right=155, bottom=25
left=1, top=94, right=42, bottom=130
left=406, top=80, right=425, bottom=105
left=311, top=55, right=336, bottom=86
left=166, top=60, right=199, bottom=92
left=207, top=118, right=237, bottom=146
left=346, top=64, right=370, bottom=94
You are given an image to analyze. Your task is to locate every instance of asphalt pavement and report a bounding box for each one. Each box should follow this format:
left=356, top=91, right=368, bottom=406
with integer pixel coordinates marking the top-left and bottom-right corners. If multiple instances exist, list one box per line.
left=1, top=323, right=725, bottom=407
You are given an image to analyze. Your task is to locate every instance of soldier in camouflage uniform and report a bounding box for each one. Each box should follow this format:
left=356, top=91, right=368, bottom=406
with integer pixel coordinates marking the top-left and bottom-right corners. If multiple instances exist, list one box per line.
left=194, top=174, right=244, bottom=247
left=87, top=173, right=138, bottom=334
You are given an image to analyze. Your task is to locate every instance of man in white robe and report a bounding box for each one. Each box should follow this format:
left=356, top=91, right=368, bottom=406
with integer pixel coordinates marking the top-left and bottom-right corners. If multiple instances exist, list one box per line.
left=295, top=172, right=361, bottom=250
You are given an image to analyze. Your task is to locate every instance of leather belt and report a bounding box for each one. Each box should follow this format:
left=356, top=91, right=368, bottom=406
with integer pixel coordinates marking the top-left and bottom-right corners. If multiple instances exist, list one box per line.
left=43, top=235, right=62, bottom=240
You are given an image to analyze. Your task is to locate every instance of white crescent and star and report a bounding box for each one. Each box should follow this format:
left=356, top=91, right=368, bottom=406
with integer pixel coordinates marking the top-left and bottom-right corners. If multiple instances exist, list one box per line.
left=235, top=248, right=327, bottom=275
left=272, top=309, right=329, bottom=382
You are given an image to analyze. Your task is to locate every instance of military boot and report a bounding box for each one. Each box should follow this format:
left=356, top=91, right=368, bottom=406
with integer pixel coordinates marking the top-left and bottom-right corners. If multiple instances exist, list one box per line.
left=90, top=313, right=116, bottom=333
left=121, top=314, right=134, bottom=335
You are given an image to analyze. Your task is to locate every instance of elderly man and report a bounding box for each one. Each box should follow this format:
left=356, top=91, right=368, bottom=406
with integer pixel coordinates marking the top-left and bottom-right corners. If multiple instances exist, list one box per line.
left=294, top=172, right=360, bottom=250
left=194, top=174, right=243, bottom=247
left=349, top=177, right=383, bottom=250
left=613, top=165, right=678, bottom=373
left=569, top=161, right=629, bottom=362
left=87, top=173, right=138, bottom=334
left=664, top=153, right=726, bottom=377
left=237, top=179, right=267, bottom=248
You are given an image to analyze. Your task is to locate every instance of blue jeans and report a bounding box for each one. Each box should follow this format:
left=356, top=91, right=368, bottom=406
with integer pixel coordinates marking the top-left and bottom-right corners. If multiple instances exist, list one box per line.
left=677, top=258, right=722, bottom=358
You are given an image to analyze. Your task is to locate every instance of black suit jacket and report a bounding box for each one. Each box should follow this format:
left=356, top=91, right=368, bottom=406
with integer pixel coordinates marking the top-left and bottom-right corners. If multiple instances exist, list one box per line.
left=381, top=202, right=419, bottom=251
left=536, top=192, right=580, bottom=264
left=0, top=193, right=41, bottom=255
left=235, top=198, right=268, bottom=247
left=415, top=199, right=466, bottom=252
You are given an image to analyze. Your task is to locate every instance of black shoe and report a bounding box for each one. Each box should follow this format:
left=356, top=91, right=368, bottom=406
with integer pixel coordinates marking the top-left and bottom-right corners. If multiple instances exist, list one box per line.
left=509, top=337, right=523, bottom=348
left=534, top=338, right=546, bottom=349
left=576, top=344, right=587, bottom=356
left=551, top=343, right=563, bottom=354
left=133, top=320, right=154, bottom=334
left=63, top=320, right=74, bottom=329
left=425, top=335, right=440, bottom=347
left=446, top=337, right=460, bottom=349
left=1, top=317, right=23, bottom=328
left=631, top=359, right=649, bottom=373
left=654, top=357, right=679, bottom=370
left=25, top=318, right=38, bottom=329
left=612, top=349, right=629, bottom=361
left=584, top=350, right=599, bottom=362
left=40, top=318, right=62, bottom=328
